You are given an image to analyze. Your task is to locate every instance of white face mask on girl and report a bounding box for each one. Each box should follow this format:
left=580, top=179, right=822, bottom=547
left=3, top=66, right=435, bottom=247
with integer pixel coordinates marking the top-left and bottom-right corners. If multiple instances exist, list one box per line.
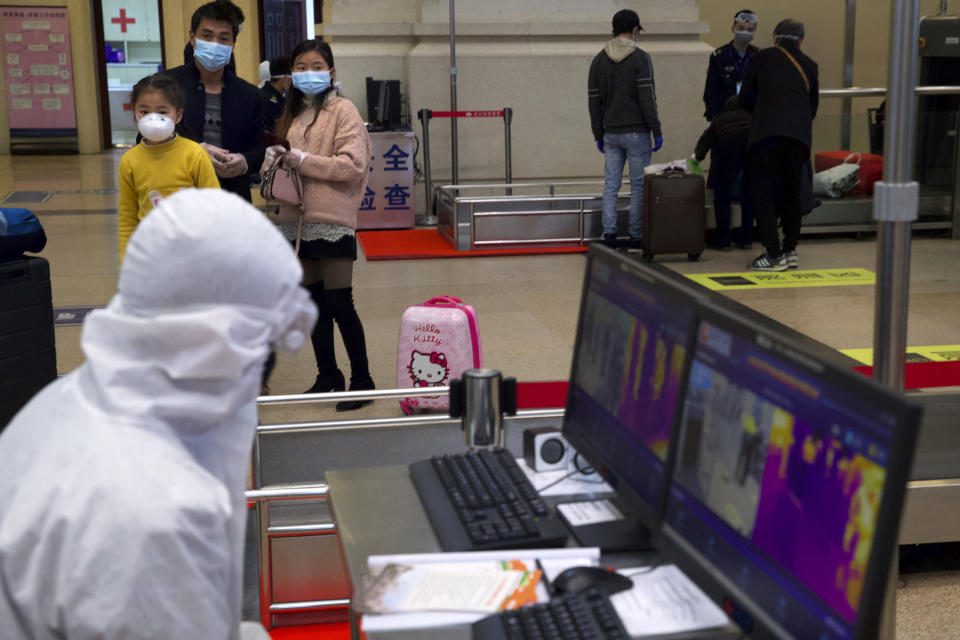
left=138, top=113, right=175, bottom=142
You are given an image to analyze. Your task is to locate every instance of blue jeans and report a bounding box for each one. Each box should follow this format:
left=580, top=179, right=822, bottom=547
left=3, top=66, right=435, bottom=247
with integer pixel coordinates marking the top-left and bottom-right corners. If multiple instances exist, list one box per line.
left=602, top=132, right=652, bottom=238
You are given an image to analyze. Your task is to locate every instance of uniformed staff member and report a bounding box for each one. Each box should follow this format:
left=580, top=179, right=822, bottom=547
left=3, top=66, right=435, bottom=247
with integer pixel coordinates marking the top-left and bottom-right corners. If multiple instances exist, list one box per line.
left=260, top=56, right=292, bottom=133
left=703, top=9, right=759, bottom=121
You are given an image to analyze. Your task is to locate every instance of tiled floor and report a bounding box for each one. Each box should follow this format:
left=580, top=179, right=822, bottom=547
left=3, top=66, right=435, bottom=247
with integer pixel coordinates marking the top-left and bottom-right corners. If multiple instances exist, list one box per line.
left=4, top=151, right=959, bottom=638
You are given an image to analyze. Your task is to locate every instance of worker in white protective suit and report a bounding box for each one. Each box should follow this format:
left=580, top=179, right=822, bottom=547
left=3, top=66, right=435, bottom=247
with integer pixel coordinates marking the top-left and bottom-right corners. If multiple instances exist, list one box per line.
left=0, top=188, right=316, bottom=640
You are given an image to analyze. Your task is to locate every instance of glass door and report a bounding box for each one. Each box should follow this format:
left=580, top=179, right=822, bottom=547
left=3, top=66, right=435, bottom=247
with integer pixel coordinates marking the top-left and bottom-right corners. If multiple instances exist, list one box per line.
left=99, top=0, right=163, bottom=146
left=262, top=0, right=307, bottom=62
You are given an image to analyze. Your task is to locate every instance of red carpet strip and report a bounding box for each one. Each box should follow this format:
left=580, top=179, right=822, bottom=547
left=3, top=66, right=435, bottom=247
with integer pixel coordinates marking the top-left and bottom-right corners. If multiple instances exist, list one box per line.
left=357, top=229, right=588, bottom=260
left=853, top=361, right=960, bottom=389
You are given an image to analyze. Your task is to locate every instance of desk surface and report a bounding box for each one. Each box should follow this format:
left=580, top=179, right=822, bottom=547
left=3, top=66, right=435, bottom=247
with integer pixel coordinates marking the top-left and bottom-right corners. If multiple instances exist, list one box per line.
left=327, top=465, right=740, bottom=640
left=328, top=465, right=443, bottom=587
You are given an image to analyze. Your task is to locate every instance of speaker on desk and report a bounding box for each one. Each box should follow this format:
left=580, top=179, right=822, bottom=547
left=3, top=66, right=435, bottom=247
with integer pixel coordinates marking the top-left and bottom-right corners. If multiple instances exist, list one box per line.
left=523, top=427, right=572, bottom=473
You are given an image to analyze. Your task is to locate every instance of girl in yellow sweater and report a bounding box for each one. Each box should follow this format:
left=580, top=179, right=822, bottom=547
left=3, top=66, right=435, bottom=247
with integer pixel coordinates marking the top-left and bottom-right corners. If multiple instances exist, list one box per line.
left=117, top=74, right=219, bottom=262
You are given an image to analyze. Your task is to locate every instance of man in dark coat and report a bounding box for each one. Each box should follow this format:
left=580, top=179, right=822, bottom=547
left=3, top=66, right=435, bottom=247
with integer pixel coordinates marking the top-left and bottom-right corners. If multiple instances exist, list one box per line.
left=703, top=9, right=759, bottom=121
left=739, top=19, right=819, bottom=271
left=163, top=1, right=264, bottom=202
left=695, top=96, right=753, bottom=250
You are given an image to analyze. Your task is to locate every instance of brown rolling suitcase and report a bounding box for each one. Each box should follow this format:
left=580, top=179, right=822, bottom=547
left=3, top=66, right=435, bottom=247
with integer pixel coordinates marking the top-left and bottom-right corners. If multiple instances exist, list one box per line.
left=642, top=168, right=706, bottom=262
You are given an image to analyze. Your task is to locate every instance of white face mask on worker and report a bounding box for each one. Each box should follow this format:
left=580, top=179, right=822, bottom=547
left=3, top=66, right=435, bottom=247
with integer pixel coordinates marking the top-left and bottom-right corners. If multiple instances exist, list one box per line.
left=138, top=113, right=175, bottom=142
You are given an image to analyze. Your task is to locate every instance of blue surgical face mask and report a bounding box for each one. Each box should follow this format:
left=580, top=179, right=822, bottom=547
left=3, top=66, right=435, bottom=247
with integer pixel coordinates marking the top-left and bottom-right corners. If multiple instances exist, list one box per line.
left=292, top=70, right=331, bottom=96
left=193, top=39, right=233, bottom=72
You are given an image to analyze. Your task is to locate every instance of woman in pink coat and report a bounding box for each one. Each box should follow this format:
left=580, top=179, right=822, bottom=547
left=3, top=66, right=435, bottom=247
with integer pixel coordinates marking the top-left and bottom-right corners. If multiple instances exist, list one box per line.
left=264, top=39, right=373, bottom=410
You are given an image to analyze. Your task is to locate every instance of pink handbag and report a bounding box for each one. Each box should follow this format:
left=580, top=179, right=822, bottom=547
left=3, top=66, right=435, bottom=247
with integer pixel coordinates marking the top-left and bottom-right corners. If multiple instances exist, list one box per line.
left=396, top=296, right=483, bottom=414
left=260, top=154, right=305, bottom=252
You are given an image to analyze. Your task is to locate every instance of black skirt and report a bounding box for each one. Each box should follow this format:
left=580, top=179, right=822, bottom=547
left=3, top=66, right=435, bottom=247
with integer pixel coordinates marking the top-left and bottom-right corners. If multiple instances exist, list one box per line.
left=294, top=233, right=358, bottom=260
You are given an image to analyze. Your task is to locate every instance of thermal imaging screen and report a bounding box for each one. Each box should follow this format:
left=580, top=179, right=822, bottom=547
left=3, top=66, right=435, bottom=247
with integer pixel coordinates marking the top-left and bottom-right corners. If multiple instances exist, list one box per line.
left=565, top=260, right=694, bottom=510
left=667, top=321, right=896, bottom=639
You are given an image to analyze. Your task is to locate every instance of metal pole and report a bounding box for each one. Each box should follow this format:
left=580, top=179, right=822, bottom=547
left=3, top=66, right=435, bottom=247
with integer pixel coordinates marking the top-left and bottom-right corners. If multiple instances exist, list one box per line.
left=418, top=109, right=436, bottom=225
left=952, top=111, right=960, bottom=238
left=504, top=107, right=513, bottom=196
left=841, top=0, right=857, bottom=150
left=450, top=0, right=459, bottom=186
left=873, top=0, right=920, bottom=638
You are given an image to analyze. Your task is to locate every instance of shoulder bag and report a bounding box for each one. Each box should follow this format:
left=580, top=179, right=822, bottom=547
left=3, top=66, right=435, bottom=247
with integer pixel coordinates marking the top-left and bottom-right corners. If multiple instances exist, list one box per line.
left=260, top=154, right=306, bottom=253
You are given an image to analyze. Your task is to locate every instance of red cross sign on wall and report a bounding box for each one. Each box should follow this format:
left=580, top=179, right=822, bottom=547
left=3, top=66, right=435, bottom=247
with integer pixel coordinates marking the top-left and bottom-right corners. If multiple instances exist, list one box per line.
left=111, top=9, right=136, bottom=33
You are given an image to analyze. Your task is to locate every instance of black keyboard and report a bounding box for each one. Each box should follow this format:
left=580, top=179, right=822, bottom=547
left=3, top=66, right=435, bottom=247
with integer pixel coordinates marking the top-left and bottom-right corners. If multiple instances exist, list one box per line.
left=472, top=588, right=631, bottom=640
left=409, top=448, right=569, bottom=551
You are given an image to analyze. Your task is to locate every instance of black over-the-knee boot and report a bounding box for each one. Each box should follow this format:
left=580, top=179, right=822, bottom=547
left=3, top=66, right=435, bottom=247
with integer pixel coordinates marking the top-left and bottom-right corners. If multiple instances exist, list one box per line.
left=325, top=286, right=375, bottom=411
left=304, top=281, right=345, bottom=394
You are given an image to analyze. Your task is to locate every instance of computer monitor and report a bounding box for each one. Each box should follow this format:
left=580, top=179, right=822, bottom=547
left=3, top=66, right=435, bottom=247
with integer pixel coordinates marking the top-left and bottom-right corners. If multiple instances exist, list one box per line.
left=662, top=305, right=922, bottom=640
left=366, top=77, right=402, bottom=130
left=562, top=246, right=704, bottom=534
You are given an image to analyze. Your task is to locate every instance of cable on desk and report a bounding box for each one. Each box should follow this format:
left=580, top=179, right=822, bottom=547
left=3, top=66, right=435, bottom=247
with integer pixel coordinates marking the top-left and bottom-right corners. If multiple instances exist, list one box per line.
left=534, top=468, right=581, bottom=493
left=573, top=452, right=606, bottom=484
left=621, top=561, right=664, bottom=579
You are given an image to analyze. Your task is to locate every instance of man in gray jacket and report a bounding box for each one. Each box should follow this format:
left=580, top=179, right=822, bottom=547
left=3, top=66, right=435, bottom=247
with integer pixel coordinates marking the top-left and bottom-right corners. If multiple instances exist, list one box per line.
left=588, top=9, right=663, bottom=252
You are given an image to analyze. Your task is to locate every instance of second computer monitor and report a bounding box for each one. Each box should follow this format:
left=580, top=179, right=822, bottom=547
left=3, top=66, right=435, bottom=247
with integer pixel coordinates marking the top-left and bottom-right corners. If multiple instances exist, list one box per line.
left=562, top=246, right=702, bottom=529
left=663, top=306, right=921, bottom=640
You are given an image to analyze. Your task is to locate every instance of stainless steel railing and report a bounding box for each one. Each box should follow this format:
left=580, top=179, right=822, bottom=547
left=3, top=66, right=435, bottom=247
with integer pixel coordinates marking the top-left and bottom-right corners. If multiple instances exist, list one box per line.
left=250, top=386, right=565, bottom=626
left=244, top=483, right=346, bottom=622
left=437, top=180, right=633, bottom=250
left=256, top=385, right=452, bottom=406
left=819, top=85, right=960, bottom=97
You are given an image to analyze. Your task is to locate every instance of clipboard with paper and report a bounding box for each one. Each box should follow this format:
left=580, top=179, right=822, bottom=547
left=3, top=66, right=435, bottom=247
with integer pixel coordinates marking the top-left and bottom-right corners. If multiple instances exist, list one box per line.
left=356, top=548, right=601, bottom=634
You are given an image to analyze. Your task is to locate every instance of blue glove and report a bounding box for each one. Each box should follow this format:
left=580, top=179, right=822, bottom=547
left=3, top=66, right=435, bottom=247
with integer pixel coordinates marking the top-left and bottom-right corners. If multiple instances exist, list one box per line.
left=652, top=136, right=664, bottom=152
left=596, top=140, right=604, bottom=153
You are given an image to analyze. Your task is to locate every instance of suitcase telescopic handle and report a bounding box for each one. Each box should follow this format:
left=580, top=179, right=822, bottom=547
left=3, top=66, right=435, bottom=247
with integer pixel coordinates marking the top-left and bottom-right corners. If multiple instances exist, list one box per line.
left=424, top=296, right=463, bottom=306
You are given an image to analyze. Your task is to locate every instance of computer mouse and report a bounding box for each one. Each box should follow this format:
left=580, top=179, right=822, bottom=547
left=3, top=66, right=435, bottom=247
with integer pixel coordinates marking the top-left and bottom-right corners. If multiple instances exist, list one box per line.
left=550, top=566, right=634, bottom=596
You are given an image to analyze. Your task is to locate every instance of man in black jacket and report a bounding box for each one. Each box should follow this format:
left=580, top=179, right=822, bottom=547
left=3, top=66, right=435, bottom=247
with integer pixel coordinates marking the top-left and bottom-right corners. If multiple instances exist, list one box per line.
left=163, top=1, right=264, bottom=202
left=702, top=9, right=760, bottom=121
left=695, top=96, right=753, bottom=250
left=588, top=9, right=663, bottom=253
left=739, top=19, right=818, bottom=271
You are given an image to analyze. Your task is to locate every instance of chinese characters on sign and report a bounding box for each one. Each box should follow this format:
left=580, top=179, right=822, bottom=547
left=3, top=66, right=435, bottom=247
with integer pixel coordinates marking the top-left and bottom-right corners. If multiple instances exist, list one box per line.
left=359, top=132, right=416, bottom=229
left=1, top=7, right=76, bottom=130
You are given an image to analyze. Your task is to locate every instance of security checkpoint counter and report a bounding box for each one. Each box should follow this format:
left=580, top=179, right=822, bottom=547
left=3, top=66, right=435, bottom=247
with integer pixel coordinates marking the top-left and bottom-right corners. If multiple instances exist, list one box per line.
left=325, top=465, right=740, bottom=640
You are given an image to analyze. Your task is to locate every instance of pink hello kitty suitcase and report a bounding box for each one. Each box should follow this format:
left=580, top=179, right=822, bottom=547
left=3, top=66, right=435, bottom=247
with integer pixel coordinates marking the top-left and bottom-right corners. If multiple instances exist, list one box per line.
left=397, top=296, right=483, bottom=414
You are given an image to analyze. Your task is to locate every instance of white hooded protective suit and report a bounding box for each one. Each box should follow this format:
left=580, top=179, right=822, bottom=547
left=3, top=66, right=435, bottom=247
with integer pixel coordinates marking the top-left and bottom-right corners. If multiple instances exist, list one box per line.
left=0, top=189, right=316, bottom=639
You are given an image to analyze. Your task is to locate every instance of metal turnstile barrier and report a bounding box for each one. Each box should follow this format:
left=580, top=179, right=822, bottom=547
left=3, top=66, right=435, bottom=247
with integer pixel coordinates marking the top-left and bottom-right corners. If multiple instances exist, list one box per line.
left=436, top=181, right=634, bottom=251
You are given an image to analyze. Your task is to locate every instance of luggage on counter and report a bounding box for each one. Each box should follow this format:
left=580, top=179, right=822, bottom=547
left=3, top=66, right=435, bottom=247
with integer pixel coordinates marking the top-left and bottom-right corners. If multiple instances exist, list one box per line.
left=642, top=168, right=706, bottom=262
left=397, top=296, right=482, bottom=414
left=814, top=151, right=883, bottom=195
left=813, top=153, right=862, bottom=199
left=0, top=257, right=57, bottom=429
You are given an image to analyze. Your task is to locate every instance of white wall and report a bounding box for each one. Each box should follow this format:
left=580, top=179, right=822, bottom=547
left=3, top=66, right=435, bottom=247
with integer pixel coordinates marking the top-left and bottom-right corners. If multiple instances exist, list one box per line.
left=322, top=1, right=712, bottom=212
